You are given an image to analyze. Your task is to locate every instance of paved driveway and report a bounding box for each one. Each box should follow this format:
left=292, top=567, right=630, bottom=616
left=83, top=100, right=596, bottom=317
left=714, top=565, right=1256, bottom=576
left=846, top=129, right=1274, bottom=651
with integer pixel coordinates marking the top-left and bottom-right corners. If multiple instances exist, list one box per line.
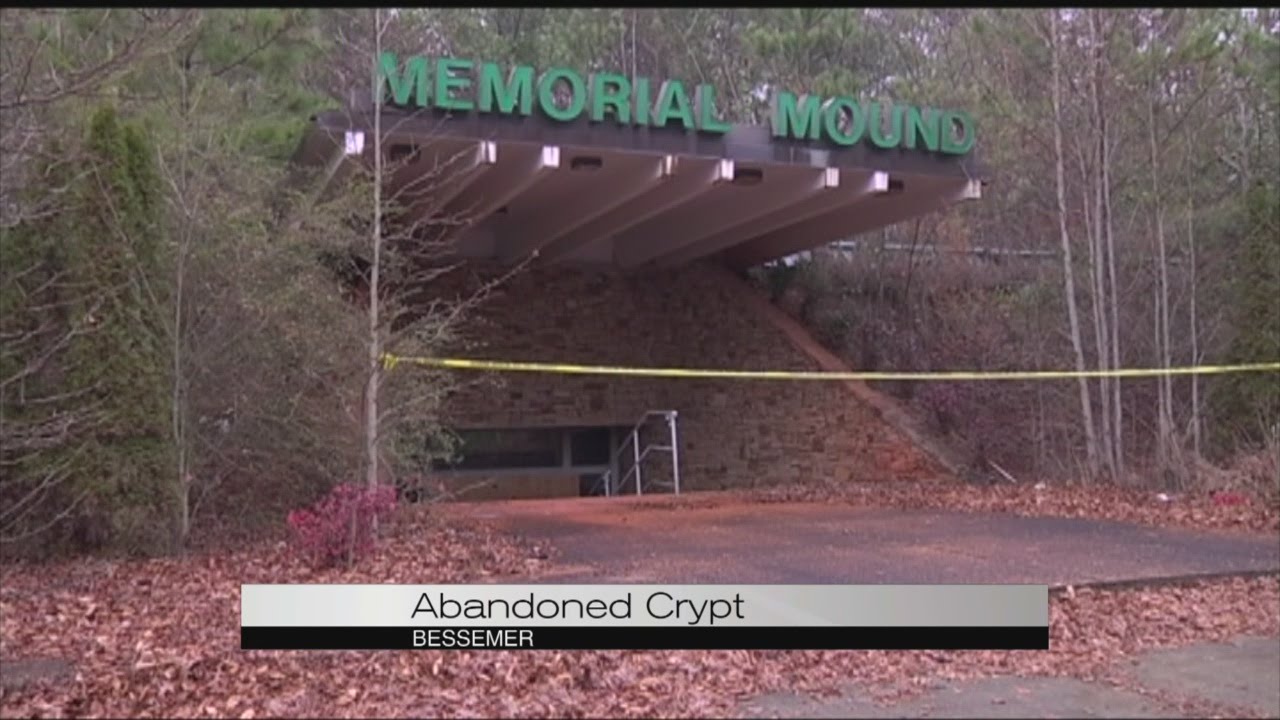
left=740, top=636, right=1280, bottom=718
left=458, top=495, right=1280, bottom=586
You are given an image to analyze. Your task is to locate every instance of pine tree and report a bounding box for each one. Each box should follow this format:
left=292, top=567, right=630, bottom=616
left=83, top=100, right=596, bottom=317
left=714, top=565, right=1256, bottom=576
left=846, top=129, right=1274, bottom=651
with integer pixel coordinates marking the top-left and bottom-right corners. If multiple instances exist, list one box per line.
left=1215, top=182, right=1280, bottom=444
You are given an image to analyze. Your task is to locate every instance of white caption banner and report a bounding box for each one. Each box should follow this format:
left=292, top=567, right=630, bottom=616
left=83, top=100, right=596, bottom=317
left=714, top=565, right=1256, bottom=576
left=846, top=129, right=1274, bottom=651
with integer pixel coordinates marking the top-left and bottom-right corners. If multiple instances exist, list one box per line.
left=241, top=584, right=1048, bottom=628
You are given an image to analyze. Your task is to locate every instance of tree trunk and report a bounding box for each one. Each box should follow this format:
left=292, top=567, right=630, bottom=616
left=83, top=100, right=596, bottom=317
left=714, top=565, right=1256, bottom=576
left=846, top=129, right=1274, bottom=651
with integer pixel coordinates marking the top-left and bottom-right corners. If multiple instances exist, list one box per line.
left=1187, top=195, right=1201, bottom=465
left=174, top=245, right=189, bottom=545
left=1049, top=10, right=1100, bottom=480
left=172, top=56, right=193, bottom=547
left=1088, top=9, right=1121, bottom=481
left=364, top=8, right=384, bottom=490
left=1103, top=104, right=1123, bottom=479
left=1077, top=118, right=1112, bottom=480
left=1087, top=110, right=1114, bottom=480
left=1148, top=83, right=1177, bottom=485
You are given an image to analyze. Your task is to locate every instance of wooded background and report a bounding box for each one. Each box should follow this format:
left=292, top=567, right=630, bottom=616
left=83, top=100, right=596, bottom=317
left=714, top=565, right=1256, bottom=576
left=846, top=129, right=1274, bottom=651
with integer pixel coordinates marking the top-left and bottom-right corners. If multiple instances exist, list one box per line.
left=2, top=8, right=1276, bottom=557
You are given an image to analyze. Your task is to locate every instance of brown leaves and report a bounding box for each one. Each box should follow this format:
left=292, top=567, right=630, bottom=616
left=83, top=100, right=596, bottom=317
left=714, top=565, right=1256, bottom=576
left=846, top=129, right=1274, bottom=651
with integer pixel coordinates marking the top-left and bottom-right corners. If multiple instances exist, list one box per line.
left=1, top=504, right=1277, bottom=718
left=712, top=480, right=1280, bottom=535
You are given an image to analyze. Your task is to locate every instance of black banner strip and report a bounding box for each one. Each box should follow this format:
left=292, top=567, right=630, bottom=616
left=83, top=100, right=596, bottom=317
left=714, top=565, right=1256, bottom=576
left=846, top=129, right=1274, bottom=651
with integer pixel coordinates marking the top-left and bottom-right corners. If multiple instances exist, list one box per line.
left=241, top=626, right=1049, bottom=651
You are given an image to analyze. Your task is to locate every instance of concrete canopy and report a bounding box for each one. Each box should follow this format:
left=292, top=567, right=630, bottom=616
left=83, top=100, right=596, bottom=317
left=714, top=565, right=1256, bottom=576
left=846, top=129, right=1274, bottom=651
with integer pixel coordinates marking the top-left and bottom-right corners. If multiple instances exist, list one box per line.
left=294, top=107, right=986, bottom=269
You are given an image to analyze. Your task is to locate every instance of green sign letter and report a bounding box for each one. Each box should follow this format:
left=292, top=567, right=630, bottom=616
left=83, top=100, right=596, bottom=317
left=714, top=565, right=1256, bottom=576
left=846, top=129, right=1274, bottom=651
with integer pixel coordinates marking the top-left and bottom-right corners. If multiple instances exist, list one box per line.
left=652, top=80, right=695, bottom=130
left=822, top=97, right=864, bottom=146
left=378, top=51, right=428, bottom=107
left=538, top=67, right=587, bottom=122
left=590, top=73, right=632, bottom=123
left=434, top=58, right=474, bottom=112
left=940, top=110, right=976, bottom=155
left=772, top=92, right=823, bottom=140
left=904, top=106, right=940, bottom=152
left=695, top=84, right=732, bottom=134
left=633, top=77, right=652, bottom=125
left=478, top=62, right=534, bottom=115
left=867, top=103, right=904, bottom=149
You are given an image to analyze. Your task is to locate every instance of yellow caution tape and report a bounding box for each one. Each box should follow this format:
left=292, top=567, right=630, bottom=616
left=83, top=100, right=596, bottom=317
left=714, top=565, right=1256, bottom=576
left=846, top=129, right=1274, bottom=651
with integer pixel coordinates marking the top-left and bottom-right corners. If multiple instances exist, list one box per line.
left=380, top=354, right=1280, bottom=382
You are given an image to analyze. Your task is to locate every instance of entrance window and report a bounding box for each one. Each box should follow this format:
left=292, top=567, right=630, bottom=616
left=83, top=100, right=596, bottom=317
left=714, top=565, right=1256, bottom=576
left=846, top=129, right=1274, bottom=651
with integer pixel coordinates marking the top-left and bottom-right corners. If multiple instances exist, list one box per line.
left=569, top=427, right=612, bottom=466
left=436, top=428, right=561, bottom=471
left=431, top=426, right=623, bottom=473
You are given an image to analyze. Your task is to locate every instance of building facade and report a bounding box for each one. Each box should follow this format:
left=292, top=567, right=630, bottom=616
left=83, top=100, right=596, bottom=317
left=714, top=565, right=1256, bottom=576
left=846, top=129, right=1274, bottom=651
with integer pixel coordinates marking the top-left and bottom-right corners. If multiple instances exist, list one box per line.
left=294, top=53, right=984, bottom=499
left=422, top=261, right=954, bottom=499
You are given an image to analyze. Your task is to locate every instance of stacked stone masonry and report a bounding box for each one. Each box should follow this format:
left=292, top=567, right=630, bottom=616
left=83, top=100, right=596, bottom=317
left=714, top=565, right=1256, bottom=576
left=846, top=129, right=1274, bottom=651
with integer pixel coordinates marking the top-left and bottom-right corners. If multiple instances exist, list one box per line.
left=430, top=260, right=945, bottom=497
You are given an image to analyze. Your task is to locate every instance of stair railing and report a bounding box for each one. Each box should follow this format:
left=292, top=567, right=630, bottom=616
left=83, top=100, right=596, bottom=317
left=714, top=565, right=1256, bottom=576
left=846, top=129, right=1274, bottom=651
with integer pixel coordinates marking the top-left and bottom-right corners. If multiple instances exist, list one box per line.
left=596, top=410, right=680, bottom=497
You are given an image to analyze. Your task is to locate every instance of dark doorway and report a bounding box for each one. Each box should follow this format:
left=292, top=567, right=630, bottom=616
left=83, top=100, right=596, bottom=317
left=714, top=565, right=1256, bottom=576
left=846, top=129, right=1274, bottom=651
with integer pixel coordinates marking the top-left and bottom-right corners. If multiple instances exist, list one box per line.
left=574, top=427, right=613, bottom=496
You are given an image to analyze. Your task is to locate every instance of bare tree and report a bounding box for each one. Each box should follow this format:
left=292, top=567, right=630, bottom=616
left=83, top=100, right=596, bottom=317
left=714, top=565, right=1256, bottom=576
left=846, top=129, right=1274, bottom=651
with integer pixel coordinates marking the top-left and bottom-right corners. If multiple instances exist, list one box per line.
left=319, top=8, right=530, bottom=496
left=0, top=9, right=196, bottom=229
left=1087, top=8, right=1124, bottom=480
left=1186, top=194, right=1202, bottom=464
left=1047, top=9, right=1101, bottom=480
left=148, top=41, right=369, bottom=543
left=365, top=7, right=387, bottom=489
left=1147, top=46, right=1179, bottom=485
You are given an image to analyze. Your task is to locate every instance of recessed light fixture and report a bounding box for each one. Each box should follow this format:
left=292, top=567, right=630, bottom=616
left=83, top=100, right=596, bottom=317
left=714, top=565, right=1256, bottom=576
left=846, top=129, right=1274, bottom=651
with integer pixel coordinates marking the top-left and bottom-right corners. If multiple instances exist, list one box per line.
left=732, top=167, right=764, bottom=186
left=570, top=156, right=604, bottom=171
left=343, top=131, right=365, bottom=156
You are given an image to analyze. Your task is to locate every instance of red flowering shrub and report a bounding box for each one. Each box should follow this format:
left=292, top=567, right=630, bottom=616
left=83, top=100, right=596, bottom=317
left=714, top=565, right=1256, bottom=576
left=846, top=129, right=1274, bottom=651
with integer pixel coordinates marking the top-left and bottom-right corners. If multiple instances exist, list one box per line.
left=1211, top=490, right=1249, bottom=506
left=287, top=483, right=397, bottom=569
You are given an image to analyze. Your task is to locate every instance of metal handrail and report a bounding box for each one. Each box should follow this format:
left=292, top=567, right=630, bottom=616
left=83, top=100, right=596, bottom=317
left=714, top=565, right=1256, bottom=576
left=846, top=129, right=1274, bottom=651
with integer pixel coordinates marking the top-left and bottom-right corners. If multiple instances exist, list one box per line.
left=596, top=410, right=680, bottom=497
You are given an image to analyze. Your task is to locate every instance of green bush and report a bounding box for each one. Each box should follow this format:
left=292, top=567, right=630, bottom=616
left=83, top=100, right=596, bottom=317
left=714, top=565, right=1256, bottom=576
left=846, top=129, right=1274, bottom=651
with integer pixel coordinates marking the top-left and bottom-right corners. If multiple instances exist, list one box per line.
left=1213, top=182, right=1280, bottom=448
left=0, top=106, right=178, bottom=556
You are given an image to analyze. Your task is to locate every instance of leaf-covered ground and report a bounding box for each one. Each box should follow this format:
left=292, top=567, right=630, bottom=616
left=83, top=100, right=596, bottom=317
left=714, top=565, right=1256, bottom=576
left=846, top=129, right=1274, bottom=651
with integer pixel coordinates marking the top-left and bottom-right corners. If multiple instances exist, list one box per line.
left=1, top=501, right=1277, bottom=719
left=641, top=480, right=1280, bottom=536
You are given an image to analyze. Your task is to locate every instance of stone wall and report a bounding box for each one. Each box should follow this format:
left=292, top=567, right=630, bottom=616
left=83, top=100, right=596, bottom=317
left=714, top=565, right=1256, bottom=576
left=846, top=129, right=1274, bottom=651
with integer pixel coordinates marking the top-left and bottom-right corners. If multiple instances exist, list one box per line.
left=427, top=260, right=947, bottom=495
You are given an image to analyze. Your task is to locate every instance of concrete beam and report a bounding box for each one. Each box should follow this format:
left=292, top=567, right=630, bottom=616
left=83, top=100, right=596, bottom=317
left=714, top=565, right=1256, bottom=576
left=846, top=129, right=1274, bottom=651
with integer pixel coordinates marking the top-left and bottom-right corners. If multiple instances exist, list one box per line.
left=656, top=171, right=891, bottom=266
left=446, top=145, right=561, bottom=241
left=498, top=155, right=676, bottom=262
left=393, top=140, right=497, bottom=234
left=724, top=177, right=977, bottom=269
left=616, top=167, right=842, bottom=268
left=538, top=158, right=735, bottom=264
